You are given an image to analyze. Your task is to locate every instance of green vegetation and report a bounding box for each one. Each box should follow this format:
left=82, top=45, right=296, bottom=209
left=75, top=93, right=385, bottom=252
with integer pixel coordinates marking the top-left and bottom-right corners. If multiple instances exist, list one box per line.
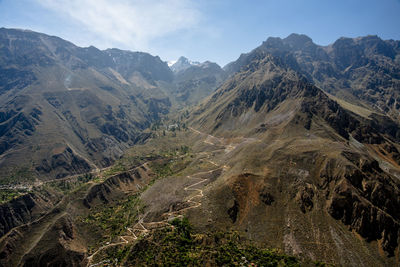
left=0, top=189, right=28, bottom=204
left=214, top=242, right=299, bottom=267
left=145, top=144, right=192, bottom=179
left=117, top=218, right=322, bottom=266
left=83, top=194, right=142, bottom=240
left=150, top=156, right=192, bottom=179
left=77, top=173, right=95, bottom=183
left=150, top=159, right=174, bottom=178
left=44, top=173, right=95, bottom=194
left=148, top=117, right=190, bottom=140
left=102, top=162, right=127, bottom=177
left=81, top=144, right=191, bottom=252
left=180, top=145, right=189, bottom=154
left=0, top=166, right=35, bottom=185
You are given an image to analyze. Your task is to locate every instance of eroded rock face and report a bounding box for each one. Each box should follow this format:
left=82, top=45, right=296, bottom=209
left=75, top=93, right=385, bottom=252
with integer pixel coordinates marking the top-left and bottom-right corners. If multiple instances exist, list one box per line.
left=226, top=34, right=400, bottom=125
left=224, top=173, right=277, bottom=226
left=0, top=105, right=41, bottom=155
left=36, top=146, right=92, bottom=178
left=83, top=164, right=154, bottom=208
left=325, top=154, right=400, bottom=256
left=299, top=86, right=400, bottom=145
left=23, top=243, right=86, bottom=267
left=296, top=185, right=314, bottom=213
left=0, top=191, right=61, bottom=238
left=328, top=180, right=399, bottom=255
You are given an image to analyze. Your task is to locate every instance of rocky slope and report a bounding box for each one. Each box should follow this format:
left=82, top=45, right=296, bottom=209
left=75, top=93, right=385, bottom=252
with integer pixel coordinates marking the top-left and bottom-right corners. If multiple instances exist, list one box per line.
left=0, top=160, right=155, bottom=266
left=2, top=28, right=400, bottom=266
left=0, top=190, right=61, bottom=238
left=187, top=51, right=400, bottom=265
left=0, top=28, right=172, bottom=181
left=224, top=33, right=400, bottom=123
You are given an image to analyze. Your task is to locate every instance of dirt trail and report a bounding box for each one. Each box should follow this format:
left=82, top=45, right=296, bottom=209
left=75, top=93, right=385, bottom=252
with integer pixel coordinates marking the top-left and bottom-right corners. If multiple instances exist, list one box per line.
left=0, top=160, right=150, bottom=267
left=87, top=163, right=222, bottom=266
left=87, top=127, right=247, bottom=266
left=87, top=214, right=151, bottom=265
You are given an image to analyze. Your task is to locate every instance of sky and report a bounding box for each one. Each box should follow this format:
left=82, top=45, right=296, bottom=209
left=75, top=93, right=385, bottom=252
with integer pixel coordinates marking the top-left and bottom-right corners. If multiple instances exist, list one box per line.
left=0, top=0, right=400, bottom=66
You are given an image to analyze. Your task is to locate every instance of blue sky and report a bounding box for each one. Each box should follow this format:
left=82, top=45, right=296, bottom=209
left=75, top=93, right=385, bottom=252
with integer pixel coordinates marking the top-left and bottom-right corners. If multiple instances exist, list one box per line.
left=1, top=0, right=399, bottom=66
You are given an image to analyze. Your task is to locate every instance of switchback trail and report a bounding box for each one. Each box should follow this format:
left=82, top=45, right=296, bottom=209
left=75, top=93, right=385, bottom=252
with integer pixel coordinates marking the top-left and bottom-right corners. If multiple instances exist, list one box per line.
left=87, top=127, right=246, bottom=266
left=87, top=164, right=222, bottom=266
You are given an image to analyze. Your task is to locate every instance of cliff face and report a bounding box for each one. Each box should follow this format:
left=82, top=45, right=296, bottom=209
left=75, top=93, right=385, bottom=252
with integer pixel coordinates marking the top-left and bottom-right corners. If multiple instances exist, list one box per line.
left=321, top=152, right=400, bottom=256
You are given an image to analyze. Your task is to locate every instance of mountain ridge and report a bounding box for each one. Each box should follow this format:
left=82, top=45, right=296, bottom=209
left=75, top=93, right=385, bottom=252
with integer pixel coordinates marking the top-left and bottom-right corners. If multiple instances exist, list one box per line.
left=223, top=33, right=400, bottom=124
left=0, top=28, right=173, bottom=181
left=1, top=28, right=400, bottom=266
left=188, top=48, right=400, bottom=262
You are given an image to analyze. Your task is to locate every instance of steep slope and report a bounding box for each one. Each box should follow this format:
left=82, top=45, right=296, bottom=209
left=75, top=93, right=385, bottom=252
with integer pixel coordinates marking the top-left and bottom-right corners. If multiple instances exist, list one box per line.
left=198, top=52, right=399, bottom=142
left=172, top=61, right=227, bottom=105
left=2, top=28, right=400, bottom=266
left=224, top=33, right=400, bottom=123
left=188, top=53, right=400, bottom=265
left=0, top=28, right=173, bottom=181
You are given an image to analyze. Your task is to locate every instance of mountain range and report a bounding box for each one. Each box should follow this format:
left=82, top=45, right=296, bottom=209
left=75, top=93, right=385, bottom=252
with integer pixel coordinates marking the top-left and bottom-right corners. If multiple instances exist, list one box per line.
left=0, top=28, right=223, bottom=182
left=0, top=28, right=400, bottom=266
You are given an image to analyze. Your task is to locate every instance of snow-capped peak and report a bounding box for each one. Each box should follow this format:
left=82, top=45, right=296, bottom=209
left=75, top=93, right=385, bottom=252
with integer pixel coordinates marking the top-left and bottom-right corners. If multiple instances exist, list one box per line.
left=169, top=56, right=201, bottom=73
left=167, top=60, right=177, bottom=67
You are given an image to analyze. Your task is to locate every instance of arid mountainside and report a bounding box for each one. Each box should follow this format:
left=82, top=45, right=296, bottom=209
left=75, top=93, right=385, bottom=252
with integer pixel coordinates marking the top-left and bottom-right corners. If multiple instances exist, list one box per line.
left=224, top=33, right=400, bottom=123
left=1, top=29, right=400, bottom=266
left=185, top=51, right=400, bottom=265
left=0, top=28, right=228, bottom=183
left=0, top=28, right=172, bottom=181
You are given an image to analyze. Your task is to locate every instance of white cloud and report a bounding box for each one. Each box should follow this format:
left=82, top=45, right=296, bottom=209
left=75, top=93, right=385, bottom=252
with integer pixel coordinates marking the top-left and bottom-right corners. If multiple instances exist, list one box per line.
left=36, top=0, right=201, bottom=50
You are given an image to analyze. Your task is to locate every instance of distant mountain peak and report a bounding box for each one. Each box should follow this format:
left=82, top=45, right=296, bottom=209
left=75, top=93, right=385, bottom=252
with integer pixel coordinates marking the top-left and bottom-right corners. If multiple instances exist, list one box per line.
left=167, top=60, right=177, bottom=67
left=283, top=33, right=314, bottom=47
left=260, top=33, right=315, bottom=51
left=169, top=56, right=200, bottom=73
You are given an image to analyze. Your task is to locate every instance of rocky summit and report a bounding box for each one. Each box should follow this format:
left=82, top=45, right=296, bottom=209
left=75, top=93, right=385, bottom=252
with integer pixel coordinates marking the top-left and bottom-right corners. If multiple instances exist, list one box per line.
left=1, top=28, right=400, bottom=266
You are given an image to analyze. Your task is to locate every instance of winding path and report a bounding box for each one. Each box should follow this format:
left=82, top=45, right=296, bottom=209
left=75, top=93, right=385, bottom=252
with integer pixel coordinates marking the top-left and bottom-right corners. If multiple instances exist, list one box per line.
left=87, top=165, right=222, bottom=266
left=87, top=128, right=233, bottom=266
